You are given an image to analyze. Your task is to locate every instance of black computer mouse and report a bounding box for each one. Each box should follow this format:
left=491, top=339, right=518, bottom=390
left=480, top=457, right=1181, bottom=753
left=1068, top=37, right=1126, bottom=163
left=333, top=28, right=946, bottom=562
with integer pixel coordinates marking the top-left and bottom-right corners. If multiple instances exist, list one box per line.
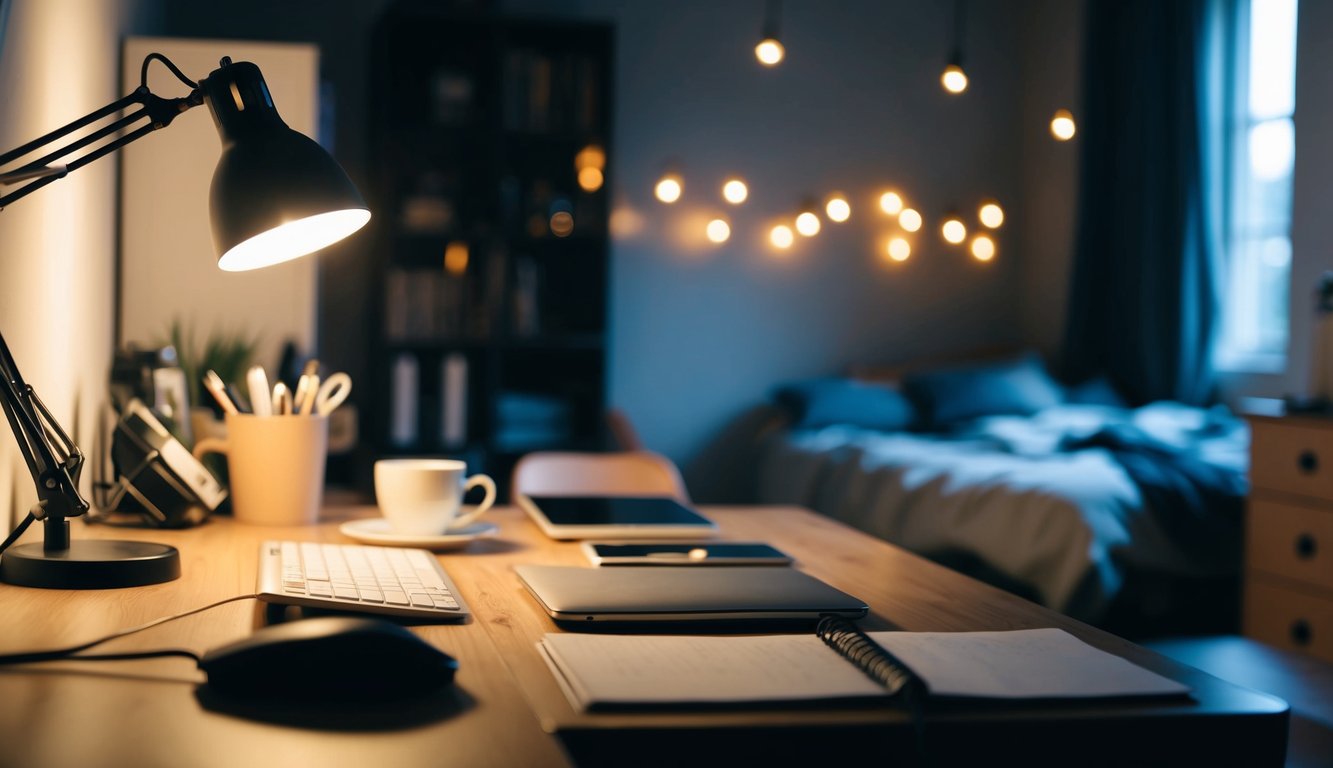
left=199, top=616, right=459, bottom=701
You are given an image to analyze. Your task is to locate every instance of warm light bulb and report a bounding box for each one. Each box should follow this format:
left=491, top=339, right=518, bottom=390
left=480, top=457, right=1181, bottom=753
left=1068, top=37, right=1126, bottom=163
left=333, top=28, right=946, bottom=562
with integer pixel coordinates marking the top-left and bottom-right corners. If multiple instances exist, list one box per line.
left=1051, top=109, right=1076, bottom=141
left=444, top=241, right=469, bottom=275
left=770, top=224, right=794, bottom=249
left=578, top=166, right=604, bottom=193
left=755, top=38, right=785, bottom=66
left=886, top=237, right=911, bottom=262
left=825, top=196, right=851, bottom=223
left=979, top=202, right=1005, bottom=229
left=941, top=64, right=968, bottom=94
left=941, top=217, right=966, bottom=244
left=219, top=209, right=371, bottom=272
left=706, top=218, right=731, bottom=243
left=723, top=178, right=749, bottom=204
left=550, top=211, right=575, bottom=237
left=971, top=234, right=996, bottom=262
left=654, top=175, right=683, bottom=203
left=574, top=144, right=606, bottom=170
left=795, top=211, right=821, bottom=236
left=899, top=208, right=922, bottom=232
left=879, top=191, right=904, bottom=215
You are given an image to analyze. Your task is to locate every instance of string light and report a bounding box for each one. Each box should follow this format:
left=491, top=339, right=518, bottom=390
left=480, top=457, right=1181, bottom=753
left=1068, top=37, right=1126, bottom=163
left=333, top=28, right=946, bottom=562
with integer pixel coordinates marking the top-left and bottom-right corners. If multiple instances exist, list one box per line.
left=978, top=201, right=1004, bottom=228
left=706, top=218, right=731, bottom=243
left=825, top=193, right=851, bottom=223
left=795, top=200, right=821, bottom=236
left=941, top=214, right=966, bottom=244
left=654, top=174, right=683, bottom=203
left=886, top=237, right=911, bottom=262
left=722, top=178, right=749, bottom=204
left=879, top=191, right=904, bottom=215
left=899, top=208, right=923, bottom=232
left=770, top=224, right=794, bottom=249
left=1050, top=109, right=1076, bottom=141
left=971, top=234, right=996, bottom=261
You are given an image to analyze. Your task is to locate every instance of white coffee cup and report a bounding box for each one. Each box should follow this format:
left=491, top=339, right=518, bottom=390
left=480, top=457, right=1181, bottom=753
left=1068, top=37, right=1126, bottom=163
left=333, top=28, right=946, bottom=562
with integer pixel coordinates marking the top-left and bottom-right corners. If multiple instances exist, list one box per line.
left=374, top=459, right=497, bottom=536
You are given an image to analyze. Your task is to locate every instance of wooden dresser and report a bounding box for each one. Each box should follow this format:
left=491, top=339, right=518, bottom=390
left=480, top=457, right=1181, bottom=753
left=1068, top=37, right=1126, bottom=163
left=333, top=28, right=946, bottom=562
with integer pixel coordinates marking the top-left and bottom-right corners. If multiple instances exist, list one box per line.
left=1245, top=409, right=1333, bottom=663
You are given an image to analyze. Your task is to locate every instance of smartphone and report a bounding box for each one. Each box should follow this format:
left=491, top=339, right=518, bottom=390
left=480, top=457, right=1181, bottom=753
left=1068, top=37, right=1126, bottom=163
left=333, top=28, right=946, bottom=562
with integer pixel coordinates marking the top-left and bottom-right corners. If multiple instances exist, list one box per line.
left=581, top=541, right=793, bottom=566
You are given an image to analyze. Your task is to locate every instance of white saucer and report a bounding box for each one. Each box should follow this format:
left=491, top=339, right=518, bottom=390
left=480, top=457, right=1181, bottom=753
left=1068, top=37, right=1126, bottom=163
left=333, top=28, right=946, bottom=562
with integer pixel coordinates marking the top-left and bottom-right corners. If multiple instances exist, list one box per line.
left=338, top=518, right=500, bottom=551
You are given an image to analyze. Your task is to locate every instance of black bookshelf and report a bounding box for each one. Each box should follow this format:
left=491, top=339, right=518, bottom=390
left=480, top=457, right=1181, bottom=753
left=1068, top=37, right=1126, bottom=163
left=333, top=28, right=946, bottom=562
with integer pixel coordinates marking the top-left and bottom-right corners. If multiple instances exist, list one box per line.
left=367, top=3, right=614, bottom=498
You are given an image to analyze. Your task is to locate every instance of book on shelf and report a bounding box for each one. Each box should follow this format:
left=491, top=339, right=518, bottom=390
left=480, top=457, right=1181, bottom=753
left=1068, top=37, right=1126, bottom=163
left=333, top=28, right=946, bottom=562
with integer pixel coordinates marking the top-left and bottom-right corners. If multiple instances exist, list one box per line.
left=441, top=353, right=468, bottom=449
left=390, top=352, right=419, bottom=448
left=538, top=618, right=1191, bottom=712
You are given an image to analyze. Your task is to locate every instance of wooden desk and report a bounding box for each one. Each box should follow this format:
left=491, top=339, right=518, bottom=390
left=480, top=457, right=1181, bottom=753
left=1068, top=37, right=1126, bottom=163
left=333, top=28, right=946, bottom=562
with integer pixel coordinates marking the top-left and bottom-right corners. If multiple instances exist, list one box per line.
left=0, top=505, right=1289, bottom=767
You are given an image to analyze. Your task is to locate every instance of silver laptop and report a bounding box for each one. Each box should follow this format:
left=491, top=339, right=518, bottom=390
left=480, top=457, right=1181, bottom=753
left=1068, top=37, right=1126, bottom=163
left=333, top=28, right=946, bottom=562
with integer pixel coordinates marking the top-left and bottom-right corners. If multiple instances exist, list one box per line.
left=514, top=564, right=868, bottom=623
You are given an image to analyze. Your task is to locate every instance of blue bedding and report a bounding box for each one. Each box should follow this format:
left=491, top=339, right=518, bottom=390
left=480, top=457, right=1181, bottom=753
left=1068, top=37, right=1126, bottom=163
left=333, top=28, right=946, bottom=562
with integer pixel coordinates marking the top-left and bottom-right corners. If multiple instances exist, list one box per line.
left=756, top=402, right=1248, bottom=622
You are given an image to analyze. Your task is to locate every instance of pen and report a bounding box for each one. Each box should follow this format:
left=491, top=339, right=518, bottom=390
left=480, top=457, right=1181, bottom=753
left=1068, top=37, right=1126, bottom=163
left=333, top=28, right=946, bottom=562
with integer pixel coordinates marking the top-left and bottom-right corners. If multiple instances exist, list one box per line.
left=247, top=365, right=273, bottom=417
left=225, top=383, right=252, bottom=414
left=203, top=370, right=239, bottom=415
left=298, top=373, right=320, bottom=415
left=293, top=372, right=314, bottom=416
left=272, top=381, right=292, bottom=415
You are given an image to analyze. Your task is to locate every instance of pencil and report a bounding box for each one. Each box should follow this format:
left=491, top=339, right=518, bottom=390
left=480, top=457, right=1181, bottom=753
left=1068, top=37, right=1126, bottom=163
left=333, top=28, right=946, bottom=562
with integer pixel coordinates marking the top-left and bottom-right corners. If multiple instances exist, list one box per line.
left=203, top=370, right=239, bottom=415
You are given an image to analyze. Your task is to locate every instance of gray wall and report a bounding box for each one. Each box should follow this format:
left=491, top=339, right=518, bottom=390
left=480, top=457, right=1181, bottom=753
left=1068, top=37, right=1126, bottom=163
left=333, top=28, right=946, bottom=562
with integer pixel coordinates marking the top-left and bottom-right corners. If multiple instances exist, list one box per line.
left=505, top=0, right=1047, bottom=497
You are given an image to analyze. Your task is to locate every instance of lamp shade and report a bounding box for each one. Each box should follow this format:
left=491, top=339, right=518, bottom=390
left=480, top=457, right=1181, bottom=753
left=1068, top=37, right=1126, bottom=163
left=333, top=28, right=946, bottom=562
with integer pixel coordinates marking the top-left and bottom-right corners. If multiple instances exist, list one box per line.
left=200, top=60, right=370, bottom=272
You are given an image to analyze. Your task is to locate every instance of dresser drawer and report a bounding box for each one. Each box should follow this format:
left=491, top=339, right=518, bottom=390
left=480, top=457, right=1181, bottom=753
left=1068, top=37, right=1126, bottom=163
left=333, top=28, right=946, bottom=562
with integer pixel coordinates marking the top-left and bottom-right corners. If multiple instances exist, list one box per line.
left=1249, top=419, right=1333, bottom=499
left=1247, top=499, right=1333, bottom=588
left=1244, top=579, right=1333, bottom=664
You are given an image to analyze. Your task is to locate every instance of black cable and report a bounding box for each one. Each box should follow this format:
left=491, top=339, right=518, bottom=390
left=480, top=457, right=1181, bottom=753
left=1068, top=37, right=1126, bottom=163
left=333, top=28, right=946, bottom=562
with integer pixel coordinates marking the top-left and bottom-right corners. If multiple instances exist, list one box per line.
left=139, top=52, right=200, bottom=91
left=0, top=511, right=34, bottom=556
left=0, top=593, right=256, bottom=667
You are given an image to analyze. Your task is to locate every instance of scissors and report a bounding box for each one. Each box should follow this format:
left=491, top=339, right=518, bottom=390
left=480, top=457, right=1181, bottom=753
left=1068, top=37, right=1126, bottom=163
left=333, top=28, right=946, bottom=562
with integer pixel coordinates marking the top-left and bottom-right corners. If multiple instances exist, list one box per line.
left=313, top=372, right=352, bottom=416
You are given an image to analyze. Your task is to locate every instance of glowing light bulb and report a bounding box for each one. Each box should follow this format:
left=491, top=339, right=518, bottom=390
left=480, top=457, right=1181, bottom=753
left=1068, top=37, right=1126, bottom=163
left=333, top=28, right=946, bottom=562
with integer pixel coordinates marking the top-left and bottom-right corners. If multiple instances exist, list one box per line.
left=755, top=38, right=785, bottom=66
left=444, top=241, right=469, bottom=275
left=654, top=174, right=682, bottom=203
left=574, top=145, right=606, bottom=170
left=879, top=191, right=904, bottom=215
left=770, top=224, right=794, bottom=249
left=899, top=208, right=922, bottom=232
left=971, top=234, right=996, bottom=262
left=825, top=195, right=851, bottom=223
left=795, top=211, right=821, bottom=236
left=979, top=202, right=1005, bottom=229
left=578, top=166, right=604, bottom=193
left=1050, top=109, right=1076, bottom=141
left=941, top=216, right=966, bottom=244
left=550, top=211, right=575, bottom=237
left=941, top=64, right=968, bottom=94
left=722, top=178, right=749, bottom=204
left=706, top=218, right=731, bottom=243
left=886, top=237, right=911, bottom=262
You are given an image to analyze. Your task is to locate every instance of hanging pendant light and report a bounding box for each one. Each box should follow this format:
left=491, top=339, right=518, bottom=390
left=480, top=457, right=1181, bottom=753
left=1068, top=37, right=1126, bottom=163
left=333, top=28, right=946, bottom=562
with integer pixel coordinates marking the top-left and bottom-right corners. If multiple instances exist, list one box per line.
left=755, top=0, right=785, bottom=67
left=940, top=0, right=968, bottom=94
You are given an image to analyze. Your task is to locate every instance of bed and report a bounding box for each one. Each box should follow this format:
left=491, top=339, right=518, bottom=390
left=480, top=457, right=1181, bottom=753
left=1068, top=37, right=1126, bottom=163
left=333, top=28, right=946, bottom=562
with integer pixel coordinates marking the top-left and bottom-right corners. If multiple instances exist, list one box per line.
left=754, top=352, right=1248, bottom=634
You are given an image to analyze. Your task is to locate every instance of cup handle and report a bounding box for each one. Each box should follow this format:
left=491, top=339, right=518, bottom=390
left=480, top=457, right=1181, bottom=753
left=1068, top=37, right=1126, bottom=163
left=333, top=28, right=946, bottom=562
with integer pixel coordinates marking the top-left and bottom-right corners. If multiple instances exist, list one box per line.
left=452, top=474, right=497, bottom=528
left=192, top=437, right=230, bottom=461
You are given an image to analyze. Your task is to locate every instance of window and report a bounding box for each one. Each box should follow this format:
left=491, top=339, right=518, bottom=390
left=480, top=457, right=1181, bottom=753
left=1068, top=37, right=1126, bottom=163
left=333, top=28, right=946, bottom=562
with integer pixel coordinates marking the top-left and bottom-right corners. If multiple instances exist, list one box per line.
left=1217, top=0, right=1299, bottom=371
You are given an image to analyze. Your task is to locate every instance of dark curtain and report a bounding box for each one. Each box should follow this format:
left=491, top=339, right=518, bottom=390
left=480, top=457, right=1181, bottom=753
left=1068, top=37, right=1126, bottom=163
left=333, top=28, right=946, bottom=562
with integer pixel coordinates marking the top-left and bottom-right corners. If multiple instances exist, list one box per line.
left=1062, top=0, right=1225, bottom=406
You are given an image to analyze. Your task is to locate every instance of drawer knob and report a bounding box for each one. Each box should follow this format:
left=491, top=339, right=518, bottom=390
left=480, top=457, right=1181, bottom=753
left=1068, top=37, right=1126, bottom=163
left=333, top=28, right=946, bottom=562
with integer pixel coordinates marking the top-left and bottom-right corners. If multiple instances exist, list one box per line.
left=1296, top=533, right=1318, bottom=560
left=1298, top=450, right=1320, bottom=474
left=1291, top=619, right=1313, bottom=647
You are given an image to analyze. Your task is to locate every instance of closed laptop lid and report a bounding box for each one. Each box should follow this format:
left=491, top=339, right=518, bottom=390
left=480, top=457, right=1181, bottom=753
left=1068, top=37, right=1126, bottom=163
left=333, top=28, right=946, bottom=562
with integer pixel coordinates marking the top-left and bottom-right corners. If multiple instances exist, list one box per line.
left=514, top=564, right=868, bottom=623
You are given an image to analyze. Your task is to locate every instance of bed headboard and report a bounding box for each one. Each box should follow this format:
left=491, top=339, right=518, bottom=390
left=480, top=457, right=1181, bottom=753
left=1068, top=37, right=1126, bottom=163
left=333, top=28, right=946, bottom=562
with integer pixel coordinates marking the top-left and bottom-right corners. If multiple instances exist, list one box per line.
left=847, top=346, right=1024, bottom=385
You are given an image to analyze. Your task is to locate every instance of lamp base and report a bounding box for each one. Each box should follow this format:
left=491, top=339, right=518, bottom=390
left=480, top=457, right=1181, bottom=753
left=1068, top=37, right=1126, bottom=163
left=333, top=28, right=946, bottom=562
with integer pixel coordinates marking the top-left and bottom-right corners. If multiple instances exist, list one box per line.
left=0, top=540, right=180, bottom=589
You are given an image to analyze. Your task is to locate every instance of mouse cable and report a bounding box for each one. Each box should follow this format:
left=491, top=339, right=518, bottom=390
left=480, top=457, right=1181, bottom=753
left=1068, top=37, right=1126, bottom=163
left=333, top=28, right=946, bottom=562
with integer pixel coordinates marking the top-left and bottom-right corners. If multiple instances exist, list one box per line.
left=0, top=593, right=259, bottom=667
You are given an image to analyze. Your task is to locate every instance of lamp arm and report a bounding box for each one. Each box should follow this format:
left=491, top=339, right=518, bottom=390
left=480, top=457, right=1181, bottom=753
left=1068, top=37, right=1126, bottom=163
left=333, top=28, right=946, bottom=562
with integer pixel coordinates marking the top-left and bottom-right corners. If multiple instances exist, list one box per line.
left=0, top=57, right=203, bottom=550
left=0, top=86, right=202, bottom=209
left=0, top=329, right=85, bottom=527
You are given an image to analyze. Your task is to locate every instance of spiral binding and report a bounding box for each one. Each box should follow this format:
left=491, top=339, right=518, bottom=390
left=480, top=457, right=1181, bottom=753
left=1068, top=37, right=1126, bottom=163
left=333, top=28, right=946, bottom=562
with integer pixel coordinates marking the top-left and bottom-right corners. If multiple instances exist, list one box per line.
left=816, top=615, right=929, bottom=698
left=817, top=615, right=930, bottom=763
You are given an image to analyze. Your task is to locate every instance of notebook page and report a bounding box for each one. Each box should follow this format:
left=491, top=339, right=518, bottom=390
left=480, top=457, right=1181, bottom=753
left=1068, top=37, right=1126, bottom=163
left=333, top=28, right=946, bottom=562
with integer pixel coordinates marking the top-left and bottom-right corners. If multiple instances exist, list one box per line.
left=868, top=628, right=1189, bottom=699
left=540, top=633, right=886, bottom=707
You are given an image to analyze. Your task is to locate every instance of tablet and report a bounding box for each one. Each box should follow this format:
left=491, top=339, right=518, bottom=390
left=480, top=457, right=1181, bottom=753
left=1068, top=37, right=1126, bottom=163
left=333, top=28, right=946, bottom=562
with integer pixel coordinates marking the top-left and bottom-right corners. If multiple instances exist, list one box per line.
left=515, top=495, right=719, bottom=540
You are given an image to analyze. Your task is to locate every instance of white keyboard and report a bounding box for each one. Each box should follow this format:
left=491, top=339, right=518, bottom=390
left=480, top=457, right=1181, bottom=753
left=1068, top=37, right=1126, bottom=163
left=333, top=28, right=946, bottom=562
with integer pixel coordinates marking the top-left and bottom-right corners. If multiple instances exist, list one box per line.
left=257, top=541, right=470, bottom=621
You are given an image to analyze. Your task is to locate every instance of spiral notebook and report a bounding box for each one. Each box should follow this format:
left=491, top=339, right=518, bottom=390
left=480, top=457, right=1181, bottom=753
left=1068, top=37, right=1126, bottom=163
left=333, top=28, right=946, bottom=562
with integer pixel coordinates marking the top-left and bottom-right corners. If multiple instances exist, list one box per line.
left=537, top=618, right=1190, bottom=711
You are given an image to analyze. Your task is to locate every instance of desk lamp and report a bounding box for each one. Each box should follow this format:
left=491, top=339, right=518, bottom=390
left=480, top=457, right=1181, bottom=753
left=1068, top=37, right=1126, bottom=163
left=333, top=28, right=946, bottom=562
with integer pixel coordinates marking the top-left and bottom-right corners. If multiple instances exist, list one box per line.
left=0, top=53, right=370, bottom=588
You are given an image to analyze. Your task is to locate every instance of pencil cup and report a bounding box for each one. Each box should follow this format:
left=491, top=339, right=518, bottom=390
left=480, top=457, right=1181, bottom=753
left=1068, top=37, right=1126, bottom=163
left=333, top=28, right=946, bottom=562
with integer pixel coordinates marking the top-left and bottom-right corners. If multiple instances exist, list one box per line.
left=192, top=414, right=329, bottom=526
